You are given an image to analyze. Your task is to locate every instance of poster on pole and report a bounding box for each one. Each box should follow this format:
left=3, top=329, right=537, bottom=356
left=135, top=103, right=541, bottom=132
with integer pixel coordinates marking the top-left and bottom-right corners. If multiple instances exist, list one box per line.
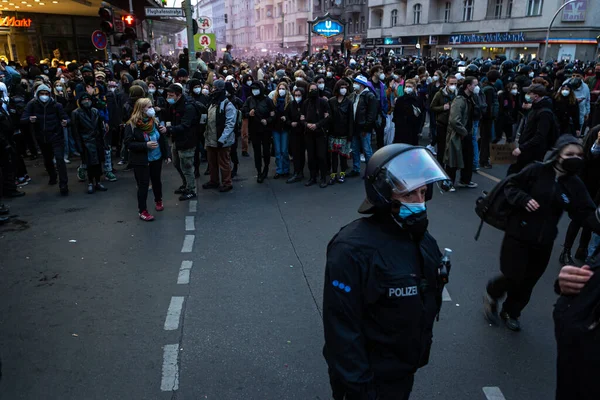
left=194, top=33, right=216, bottom=51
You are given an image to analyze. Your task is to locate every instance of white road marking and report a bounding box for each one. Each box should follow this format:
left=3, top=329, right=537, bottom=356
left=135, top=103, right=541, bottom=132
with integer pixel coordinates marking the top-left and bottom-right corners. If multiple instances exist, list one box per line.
left=483, top=387, right=507, bottom=400
left=188, top=200, right=197, bottom=213
left=164, top=296, right=185, bottom=331
left=178, top=260, right=193, bottom=284
left=160, top=344, right=180, bottom=391
left=181, top=235, right=195, bottom=253
left=478, top=170, right=501, bottom=183
left=442, top=287, right=451, bottom=302
left=185, top=216, right=195, bottom=231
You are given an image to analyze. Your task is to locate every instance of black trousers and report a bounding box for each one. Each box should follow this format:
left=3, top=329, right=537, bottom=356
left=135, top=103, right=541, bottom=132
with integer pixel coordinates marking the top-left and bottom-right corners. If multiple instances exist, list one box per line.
left=305, top=131, right=328, bottom=179
left=563, top=221, right=592, bottom=251
left=330, top=152, right=349, bottom=174
left=375, top=122, right=385, bottom=151
left=436, top=123, right=448, bottom=166
left=39, top=140, right=68, bottom=189
left=446, top=134, right=474, bottom=184
left=0, top=145, right=16, bottom=195
left=487, top=235, right=553, bottom=318
left=251, top=131, right=271, bottom=172
left=87, top=164, right=102, bottom=184
left=292, top=133, right=305, bottom=175
left=134, top=160, right=163, bottom=213
left=330, top=372, right=414, bottom=400
left=479, top=119, right=493, bottom=166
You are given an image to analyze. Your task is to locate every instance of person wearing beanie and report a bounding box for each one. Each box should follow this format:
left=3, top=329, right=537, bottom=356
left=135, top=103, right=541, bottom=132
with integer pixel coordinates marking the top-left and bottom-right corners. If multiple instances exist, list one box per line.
left=71, top=92, right=107, bottom=194
left=224, top=80, right=244, bottom=178
left=20, top=83, right=70, bottom=195
left=242, top=80, right=273, bottom=183
left=164, top=82, right=200, bottom=200
left=484, top=134, right=600, bottom=332
left=347, top=75, right=377, bottom=178
left=176, top=68, right=189, bottom=88
left=286, top=86, right=306, bottom=183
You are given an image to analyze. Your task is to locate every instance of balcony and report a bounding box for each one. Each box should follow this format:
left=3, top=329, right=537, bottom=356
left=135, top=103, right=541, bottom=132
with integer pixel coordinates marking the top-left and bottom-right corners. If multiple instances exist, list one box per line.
left=344, top=4, right=363, bottom=14
left=367, top=0, right=385, bottom=8
left=326, top=6, right=343, bottom=17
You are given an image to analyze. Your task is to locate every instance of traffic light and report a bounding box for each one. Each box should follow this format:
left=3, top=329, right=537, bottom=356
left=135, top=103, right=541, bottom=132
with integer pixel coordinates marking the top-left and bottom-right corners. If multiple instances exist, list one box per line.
left=98, top=6, right=113, bottom=34
left=224, top=13, right=228, bottom=23
left=193, top=19, right=198, bottom=35
left=122, top=15, right=137, bottom=40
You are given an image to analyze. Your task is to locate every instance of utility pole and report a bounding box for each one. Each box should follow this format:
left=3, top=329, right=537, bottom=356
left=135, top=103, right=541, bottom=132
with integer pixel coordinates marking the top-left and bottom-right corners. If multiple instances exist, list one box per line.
left=281, top=12, right=285, bottom=49
left=183, top=0, right=197, bottom=71
left=542, top=0, right=577, bottom=62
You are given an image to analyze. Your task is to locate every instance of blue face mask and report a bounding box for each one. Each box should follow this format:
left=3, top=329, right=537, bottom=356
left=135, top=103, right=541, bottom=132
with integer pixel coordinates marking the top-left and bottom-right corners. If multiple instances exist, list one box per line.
left=167, top=98, right=176, bottom=105
left=398, top=202, right=426, bottom=219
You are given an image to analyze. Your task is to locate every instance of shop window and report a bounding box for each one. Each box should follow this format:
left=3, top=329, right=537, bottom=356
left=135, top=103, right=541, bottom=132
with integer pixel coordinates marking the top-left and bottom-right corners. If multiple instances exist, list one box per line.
left=526, top=0, right=543, bottom=16
left=506, top=0, right=513, bottom=17
left=463, top=0, right=474, bottom=21
left=413, top=4, right=422, bottom=24
left=444, top=2, right=452, bottom=23
left=391, top=9, right=398, bottom=27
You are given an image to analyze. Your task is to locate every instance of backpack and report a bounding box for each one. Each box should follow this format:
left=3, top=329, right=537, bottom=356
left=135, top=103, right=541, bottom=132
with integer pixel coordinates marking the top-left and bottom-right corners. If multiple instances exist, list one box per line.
left=474, top=175, right=514, bottom=240
left=482, top=85, right=499, bottom=119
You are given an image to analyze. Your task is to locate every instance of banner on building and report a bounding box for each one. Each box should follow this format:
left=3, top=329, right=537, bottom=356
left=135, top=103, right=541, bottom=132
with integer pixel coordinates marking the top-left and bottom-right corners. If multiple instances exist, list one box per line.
left=562, top=0, right=586, bottom=22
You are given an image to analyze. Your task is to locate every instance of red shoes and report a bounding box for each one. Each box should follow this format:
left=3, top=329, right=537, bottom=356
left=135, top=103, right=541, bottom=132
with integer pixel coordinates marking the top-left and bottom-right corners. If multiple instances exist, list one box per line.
left=155, top=201, right=164, bottom=211
left=139, top=210, right=155, bottom=221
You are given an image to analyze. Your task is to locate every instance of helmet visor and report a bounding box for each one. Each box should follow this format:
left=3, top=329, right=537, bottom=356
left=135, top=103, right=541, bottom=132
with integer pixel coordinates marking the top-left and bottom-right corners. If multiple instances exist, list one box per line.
left=384, top=148, right=449, bottom=195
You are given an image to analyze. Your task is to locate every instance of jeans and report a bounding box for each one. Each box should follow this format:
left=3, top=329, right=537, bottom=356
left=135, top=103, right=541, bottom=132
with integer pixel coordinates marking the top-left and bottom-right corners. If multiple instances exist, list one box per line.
left=63, top=127, right=79, bottom=157
left=472, top=120, right=480, bottom=170
left=39, top=140, right=68, bottom=189
left=272, top=131, right=290, bottom=174
left=134, top=160, right=163, bottom=213
left=172, top=143, right=196, bottom=193
left=351, top=133, right=373, bottom=173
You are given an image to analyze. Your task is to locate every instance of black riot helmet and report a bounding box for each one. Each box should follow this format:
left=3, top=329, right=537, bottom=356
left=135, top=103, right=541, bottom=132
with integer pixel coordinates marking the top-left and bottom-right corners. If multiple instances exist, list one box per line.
left=358, top=144, right=449, bottom=214
left=465, top=64, right=479, bottom=75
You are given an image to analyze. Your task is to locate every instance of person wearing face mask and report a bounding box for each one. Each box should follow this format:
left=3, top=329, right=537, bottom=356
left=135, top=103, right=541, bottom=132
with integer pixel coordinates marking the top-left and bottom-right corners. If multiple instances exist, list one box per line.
left=393, top=79, right=422, bottom=146
left=367, top=65, right=389, bottom=150
left=53, top=79, right=74, bottom=165
left=553, top=84, right=581, bottom=137
left=270, top=82, right=293, bottom=179
left=495, top=83, right=522, bottom=144
left=430, top=76, right=457, bottom=166
left=508, top=84, right=556, bottom=175
left=564, top=70, right=590, bottom=132
left=124, top=98, right=170, bottom=221
left=479, top=70, right=500, bottom=169
left=301, top=82, right=330, bottom=188
left=242, top=81, right=273, bottom=183
left=324, top=68, right=337, bottom=92
left=484, top=135, right=600, bottom=332
left=323, top=144, right=451, bottom=400
left=21, top=84, right=70, bottom=195
left=71, top=92, right=107, bottom=194
left=444, top=76, right=479, bottom=190
left=105, top=79, right=123, bottom=181
left=426, top=71, right=444, bottom=154
left=239, top=74, right=254, bottom=156
left=348, top=75, right=378, bottom=178
left=286, top=87, right=306, bottom=183
left=327, top=80, right=353, bottom=185
left=0, top=84, right=26, bottom=200
left=315, top=75, right=332, bottom=100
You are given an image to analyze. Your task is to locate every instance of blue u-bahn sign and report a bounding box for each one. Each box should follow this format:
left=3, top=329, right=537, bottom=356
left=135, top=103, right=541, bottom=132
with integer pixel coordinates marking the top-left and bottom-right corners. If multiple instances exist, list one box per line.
left=311, top=13, right=344, bottom=38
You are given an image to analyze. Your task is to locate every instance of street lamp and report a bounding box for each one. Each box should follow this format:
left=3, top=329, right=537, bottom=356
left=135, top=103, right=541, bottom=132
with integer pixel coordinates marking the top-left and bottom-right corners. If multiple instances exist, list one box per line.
left=542, top=0, right=577, bottom=62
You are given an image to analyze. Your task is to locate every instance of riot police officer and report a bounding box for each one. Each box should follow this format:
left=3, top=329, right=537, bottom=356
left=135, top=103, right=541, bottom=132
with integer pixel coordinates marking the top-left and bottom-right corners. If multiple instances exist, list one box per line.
left=323, top=144, right=451, bottom=400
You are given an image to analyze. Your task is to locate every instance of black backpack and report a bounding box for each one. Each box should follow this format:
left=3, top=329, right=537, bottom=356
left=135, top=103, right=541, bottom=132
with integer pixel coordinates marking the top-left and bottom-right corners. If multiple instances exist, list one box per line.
left=474, top=176, right=514, bottom=240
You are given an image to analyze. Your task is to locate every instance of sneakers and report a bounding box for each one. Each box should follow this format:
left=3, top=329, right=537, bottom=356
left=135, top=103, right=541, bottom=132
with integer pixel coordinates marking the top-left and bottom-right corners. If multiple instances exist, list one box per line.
left=328, top=173, right=336, bottom=185
left=64, top=158, right=71, bottom=164
left=440, top=181, right=456, bottom=192
left=178, top=191, right=197, bottom=201
left=426, top=144, right=437, bottom=155
left=117, top=159, right=126, bottom=165
left=16, top=177, right=29, bottom=187
left=174, top=185, right=186, bottom=194
left=139, top=210, right=155, bottom=221
left=77, top=166, right=87, bottom=182
left=559, top=248, right=575, bottom=266
left=305, top=177, right=317, bottom=187
left=155, top=201, right=164, bottom=211
left=95, top=183, right=108, bottom=192
left=319, top=179, right=328, bottom=188
left=6, top=190, right=25, bottom=198
left=105, top=171, right=117, bottom=182
left=286, top=173, right=304, bottom=184
left=87, top=183, right=95, bottom=194
left=360, top=154, right=366, bottom=163
left=500, top=311, right=521, bottom=332
left=337, top=172, right=346, bottom=184
left=483, top=293, right=499, bottom=325
left=457, top=181, right=478, bottom=189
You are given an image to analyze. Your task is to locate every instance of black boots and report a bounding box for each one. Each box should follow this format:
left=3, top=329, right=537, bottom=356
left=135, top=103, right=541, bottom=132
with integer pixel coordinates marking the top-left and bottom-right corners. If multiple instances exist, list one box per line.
left=305, top=176, right=317, bottom=187
left=559, top=247, right=575, bottom=266
left=257, top=166, right=268, bottom=183
left=286, top=172, right=304, bottom=184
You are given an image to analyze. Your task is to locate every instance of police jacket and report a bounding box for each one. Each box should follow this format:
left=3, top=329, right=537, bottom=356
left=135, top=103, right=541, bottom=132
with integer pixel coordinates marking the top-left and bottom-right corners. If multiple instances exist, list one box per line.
left=323, top=213, right=444, bottom=397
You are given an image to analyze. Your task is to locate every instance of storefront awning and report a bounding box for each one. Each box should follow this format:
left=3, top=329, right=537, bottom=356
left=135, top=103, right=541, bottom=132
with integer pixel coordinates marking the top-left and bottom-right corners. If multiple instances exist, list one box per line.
left=0, top=0, right=103, bottom=16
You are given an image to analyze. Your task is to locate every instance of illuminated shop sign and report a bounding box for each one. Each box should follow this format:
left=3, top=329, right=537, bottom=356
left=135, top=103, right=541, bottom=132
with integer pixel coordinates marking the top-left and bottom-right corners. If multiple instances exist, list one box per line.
left=0, top=17, right=32, bottom=27
left=450, top=32, right=525, bottom=45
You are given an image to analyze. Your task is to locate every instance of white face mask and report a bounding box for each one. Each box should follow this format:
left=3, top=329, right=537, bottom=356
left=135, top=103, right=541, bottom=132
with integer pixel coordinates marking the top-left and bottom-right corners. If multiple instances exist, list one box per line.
left=246, top=80, right=253, bottom=86
left=405, top=87, right=414, bottom=94
left=379, top=73, right=385, bottom=81
left=294, top=96, right=302, bottom=103
left=353, top=83, right=361, bottom=92
left=473, top=86, right=481, bottom=95
left=448, top=85, right=457, bottom=92
left=223, top=70, right=228, bottom=75
left=433, top=76, right=439, bottom=82
left=193, top=87, right=202, bottom=95
left=60, top=78, right=66, bottom=84
left=561, top=90, right=570, bottom=97
left=326, top=71, right=333, bottom=78
left=278, top=89, right=286, bottom=97
left=125, top=60, right=131, bottom=66
left=510, top=89, right=518, bottom=95
left=39, top=95, right=50, bottom=102
left=146, top=108, right=156, bottom=118
left=148, top=88, right=156, bottom=94
left=529, top=72, right=534, bottom=78
left=158, top=89, right=164, bottom=94
left=317, top=83, right=325, bottom=90
left=339, top=88, right=347, bottom=96
left=109, top=87, right=116, bottom=92
left=55, top=86, right=63, bottom=92
left=202, top=89, right=209, bottom=95
left=295, top=77, right=303, bottom=81
left=252, top=89, right=261, bottom=96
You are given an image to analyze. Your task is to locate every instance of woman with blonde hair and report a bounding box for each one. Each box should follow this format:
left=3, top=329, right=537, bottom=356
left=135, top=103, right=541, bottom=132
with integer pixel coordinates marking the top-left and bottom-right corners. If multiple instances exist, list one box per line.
left=124, top=97, right=170, bottom=221
left=271, top=81, right=293, bottom=178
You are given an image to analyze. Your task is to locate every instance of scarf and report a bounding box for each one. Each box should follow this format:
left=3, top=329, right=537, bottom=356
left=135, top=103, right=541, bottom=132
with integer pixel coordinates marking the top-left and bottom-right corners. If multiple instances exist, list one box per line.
left=136, top=117, right=155, bottom=134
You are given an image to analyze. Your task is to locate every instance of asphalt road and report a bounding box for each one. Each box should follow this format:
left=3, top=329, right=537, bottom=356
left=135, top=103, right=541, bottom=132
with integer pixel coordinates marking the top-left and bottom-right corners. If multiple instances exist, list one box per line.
left=0, top=150, right=568, bottom=400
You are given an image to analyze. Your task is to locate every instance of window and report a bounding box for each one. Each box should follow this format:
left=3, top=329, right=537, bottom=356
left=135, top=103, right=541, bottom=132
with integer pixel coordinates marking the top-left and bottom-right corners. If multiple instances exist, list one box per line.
left=444, top=2, right=451, bottom=22
left=348, top=18, right=353, bottom=33
left=391, top=9, right=398, bottom=26
left=506, top=0, right=513, bottom=17
left=354, top=19, right=358, bottom=33
left=463, top=0, right=474, bottom=21
left=526, top=0, right=543, bottom=16
left=494, top=0, right=503, bottom=19
left=361, top=16, right=366, bottom=32
left=413, top=3, right=422, bottom=24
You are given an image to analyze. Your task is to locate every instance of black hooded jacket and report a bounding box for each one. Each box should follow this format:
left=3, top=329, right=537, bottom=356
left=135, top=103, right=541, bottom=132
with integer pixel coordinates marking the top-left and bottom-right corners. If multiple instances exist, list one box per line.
left=519, top=96, right=554, bottom=159
left=241, top=82, right=273, bottom=134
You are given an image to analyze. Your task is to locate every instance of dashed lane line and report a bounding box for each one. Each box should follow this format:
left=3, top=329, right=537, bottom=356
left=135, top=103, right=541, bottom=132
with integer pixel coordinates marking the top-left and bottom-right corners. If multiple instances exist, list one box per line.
left=185, top=216, right=195, bottom=231
left=189, top=200, right=197, bottom=213
left=160, top=344, right=180, bottom=391
left=477, top=170, right=501, bottom=183
left=178, top=261, right=193, bottom=285
left=483, top=387, right=507, bottom=400
left=164, top=296, right=185, bottom=331
left=181, top=235, right=195, bottom=253
left=442, top=287, right=452, bottom=302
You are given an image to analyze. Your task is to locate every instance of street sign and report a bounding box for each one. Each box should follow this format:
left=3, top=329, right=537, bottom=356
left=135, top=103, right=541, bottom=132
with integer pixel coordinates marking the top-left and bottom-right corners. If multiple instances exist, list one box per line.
left=312, top=15, right=344, bottom=38
left=198, top=16, right=212, bottom=30
left=91, top=30, right=108, bottom=50
left=194, top=33, right=216, bottom=51
left=144, top=7, right=184, bottom=17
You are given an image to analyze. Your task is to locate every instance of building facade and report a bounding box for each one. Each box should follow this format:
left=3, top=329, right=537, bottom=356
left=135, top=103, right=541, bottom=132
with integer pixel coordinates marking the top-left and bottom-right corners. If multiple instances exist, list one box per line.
left=315, top=0, right=369, bottom=53
left=225, top=0, right=256, bottom=57
left=367, top=0, right=600, bottom=61
left=195, top=0, right=226, bottom=55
